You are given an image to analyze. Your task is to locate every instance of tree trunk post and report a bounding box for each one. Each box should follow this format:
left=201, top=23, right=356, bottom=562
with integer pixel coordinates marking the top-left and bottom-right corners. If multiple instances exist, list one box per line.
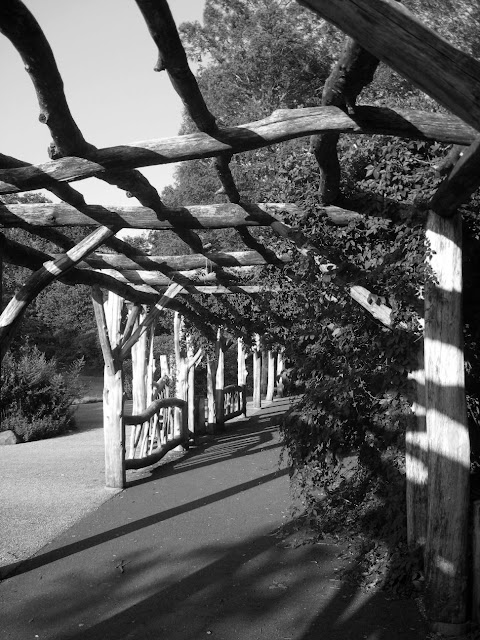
left=424, top=211, right=470, bottom=633
left=237, top=337, right=246, bottom=386
left=266, top=350, right=276, bottom=402
left=215, top=328, right=225, bottom=429
left=187, top=338, right=196, bottom=436
left=130, top=307, right=148, bottom=457
left=406, top=348, right=428, bottom=549
left=261, top=349, right=268, bottom=395
left=472, top=501, right=480, bottom=623
left=173, top=312, right=187, bottom=449
left=206, top=356, right=216, bottom=434
left=253, top=334, right=262, bottom=409
left=93, top=289, right=125, bottom=490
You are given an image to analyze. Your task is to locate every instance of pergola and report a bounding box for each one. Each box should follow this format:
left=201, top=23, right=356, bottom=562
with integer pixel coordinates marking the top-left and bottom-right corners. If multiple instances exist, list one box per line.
left=1, top=0, right=479, bottom=632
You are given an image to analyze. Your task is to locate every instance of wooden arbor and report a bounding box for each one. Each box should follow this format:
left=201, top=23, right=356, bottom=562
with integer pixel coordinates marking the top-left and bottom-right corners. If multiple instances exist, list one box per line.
left=1, top=0, right=480, bottom=631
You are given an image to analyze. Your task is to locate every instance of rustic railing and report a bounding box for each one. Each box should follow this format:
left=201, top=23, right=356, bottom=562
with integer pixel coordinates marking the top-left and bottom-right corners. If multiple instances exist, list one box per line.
left=223, top=384, right=247, bottom=422
left=124, top=396, right=188, bottom=470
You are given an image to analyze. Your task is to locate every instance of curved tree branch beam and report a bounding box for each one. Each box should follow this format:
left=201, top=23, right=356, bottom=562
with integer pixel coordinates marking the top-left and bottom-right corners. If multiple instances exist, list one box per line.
left=297, top=0, right=480, bottom=132
left=61, top=250, right=290, bottom=271
left=134, top=0, right=217, bottom=134
left=0, top=106, right=473, bottom=195
left=0, top=226, right=115, bottom=359
left=134, top=0, right=242, bottom=237
left=119, top=283, right=183, bottom=360
left=311, top=38, right=379, bottom=204
left=0, top=201, right=300, bottom=229
left=0, top=0, right=203, bottom=253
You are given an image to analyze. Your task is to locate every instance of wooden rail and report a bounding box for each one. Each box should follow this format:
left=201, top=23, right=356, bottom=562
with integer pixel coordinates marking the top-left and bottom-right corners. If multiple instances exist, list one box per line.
left=222, top=384, right=247, bottom=422
left=125, top=397, right=188, bottom=470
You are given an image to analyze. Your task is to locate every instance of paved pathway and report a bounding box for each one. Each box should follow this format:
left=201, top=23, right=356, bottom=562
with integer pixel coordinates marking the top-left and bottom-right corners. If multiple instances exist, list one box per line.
left=0, top=398, right=427, bottom=639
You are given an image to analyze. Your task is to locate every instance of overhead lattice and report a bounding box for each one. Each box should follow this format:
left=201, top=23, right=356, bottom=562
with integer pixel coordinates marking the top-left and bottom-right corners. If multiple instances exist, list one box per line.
left=0, top=0, right=479, bottom=357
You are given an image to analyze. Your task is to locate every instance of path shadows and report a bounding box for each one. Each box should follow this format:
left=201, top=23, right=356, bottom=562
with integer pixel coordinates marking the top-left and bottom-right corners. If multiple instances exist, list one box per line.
left=0, top=402, right=289, bottom=581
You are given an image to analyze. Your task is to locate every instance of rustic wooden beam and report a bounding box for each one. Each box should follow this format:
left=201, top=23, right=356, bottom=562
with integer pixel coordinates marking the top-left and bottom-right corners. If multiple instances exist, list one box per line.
left=298, top=0, right=480, bottom=132
left=253, top=335, right=262, bottom=409
left=119, top=283, right=183, bottom=360
left=65, top=250, right=290, bottom=271
left=0, top=233, right=223, bottom=333
left=430, top=137, right=480, bottom=217
left=0, top=202, right=297, bottom=229
left=0, top=0, right=89, bottom=157
left=424, top=211, right=470, bottom=632
left=312, top=37, right=379, bottom=203
left=102, top=292, right=126, bottom=489
left=0, top=106, right=474, bottom=194
left=0, top=226, right=115, bottom=360
left=0, top=1, right=203, bottom=253
left=134, top=0, right=216, bottom=134
left=157, top=285, right=276, bottom=295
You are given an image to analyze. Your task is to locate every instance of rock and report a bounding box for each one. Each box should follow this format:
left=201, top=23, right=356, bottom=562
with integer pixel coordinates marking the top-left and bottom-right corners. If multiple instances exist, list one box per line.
left=0, top=430, right=20, bottom=445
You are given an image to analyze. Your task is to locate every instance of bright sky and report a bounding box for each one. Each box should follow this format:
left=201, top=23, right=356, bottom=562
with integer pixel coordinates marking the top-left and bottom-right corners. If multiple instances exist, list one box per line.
left=0, top=0, right=205, bottom=205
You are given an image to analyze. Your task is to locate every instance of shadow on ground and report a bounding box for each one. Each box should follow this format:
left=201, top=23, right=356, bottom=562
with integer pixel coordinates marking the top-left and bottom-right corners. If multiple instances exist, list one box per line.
left=0, top=398, right=427, bottom=640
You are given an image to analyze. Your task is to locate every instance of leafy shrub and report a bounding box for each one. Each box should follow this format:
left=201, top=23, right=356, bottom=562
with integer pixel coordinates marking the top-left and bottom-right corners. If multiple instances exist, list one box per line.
left=0, top=344, right=83, bottom=442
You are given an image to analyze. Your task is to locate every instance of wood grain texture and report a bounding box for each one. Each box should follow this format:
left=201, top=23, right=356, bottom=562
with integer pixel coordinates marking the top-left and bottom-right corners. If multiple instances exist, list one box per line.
left=0, top=202, right=296, bottom=229
left=431, top=137, right=480, bottom=216
left=0, top=226, right=114, bottom=360
left=298, top=0, right=480, bottom=131
left=424, top=211, right=470, bottom=625
left=0, top=107, right=473, bottom=194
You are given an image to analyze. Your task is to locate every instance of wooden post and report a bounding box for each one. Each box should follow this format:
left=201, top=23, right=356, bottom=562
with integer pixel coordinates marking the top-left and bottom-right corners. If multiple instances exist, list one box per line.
left=473, top=501, right=480, bottom=623
left=173, top=312, right=187, bottom=450
left=260, top=349, right=268, bottom=396
left=195, top=396, right=206, bottom=434
left=253, top=334, right=262, bottom=409
left=215, top=328, right=225, bottom=429
left=424, top=211, right=470, bottom=633
left=266, top=350, right=276, bottom=402
left=130, top=307, right=148, bottom=457
left=206, top=357, right=216, bottom=434
left=406, top=348, right=428, bottom=549
left=237, top=338, right=246, bottom=386
left=92, top=288, right=125, bottom=489
left=187, top=340, right=195, bottom=435
left=276, top=350, right=285, bottom=397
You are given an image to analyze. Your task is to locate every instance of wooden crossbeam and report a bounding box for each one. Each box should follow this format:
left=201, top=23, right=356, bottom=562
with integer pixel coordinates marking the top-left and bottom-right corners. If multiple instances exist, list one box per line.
left=430, top=138, right=480, bottom=217
left=134, top=0, right=216, bottom=134
left=0, top=226, right=115, bottom=360
left=0, top=107, right=473, bottom=194
left=0, top=1, right=203, bottom=253
left=65, top=250, right=290, bottom=271
left=0, top=202, right=298, bottom=229
left=298, top=0, right=480, bottom=132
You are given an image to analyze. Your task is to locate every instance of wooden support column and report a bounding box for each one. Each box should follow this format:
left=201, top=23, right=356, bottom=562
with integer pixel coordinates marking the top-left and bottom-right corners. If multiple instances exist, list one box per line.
left=92, top=287, right=125, bottom=489
left=424, top=211, right=470, bottom=633
left=266, top=350, right=276, bottom=402
left=215, top=328, right=225, bottom=429
left=253, top=335, right=262, bottom=409
left=173, top=312, right=187, bottom=449
left=276, top=350, right=285, bottom=397
left=260, top=349, right=268, bottom=396
left=237, top=338, right=246, bottom=386
left=130, top=307, right=148, bottom=457
left=406, top=349, right=428, bottom=549
left=206, top=357, right=216, bottom=434
left=473, top=501, right=480, bottom=623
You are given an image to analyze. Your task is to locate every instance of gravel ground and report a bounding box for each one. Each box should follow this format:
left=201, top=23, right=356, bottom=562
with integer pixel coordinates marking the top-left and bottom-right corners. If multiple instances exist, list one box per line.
left=0, top=402, right=119, bottom=569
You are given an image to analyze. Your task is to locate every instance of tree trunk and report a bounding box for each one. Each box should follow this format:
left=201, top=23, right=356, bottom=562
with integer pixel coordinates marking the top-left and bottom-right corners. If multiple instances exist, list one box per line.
left=406, top=348, right=428, bottom=549
left=424, top=211, right=470, bottom=632
left=215, top=329, right=225, bottom=429
left=266, top=350, right=276, bottom=402
left=253, top=335, right=262, bottom=409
